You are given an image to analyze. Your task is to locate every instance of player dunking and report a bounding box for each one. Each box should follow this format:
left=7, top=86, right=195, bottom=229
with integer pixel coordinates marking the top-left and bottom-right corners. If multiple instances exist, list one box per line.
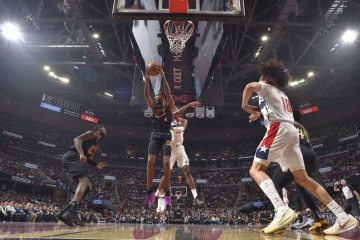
left=242, top=59, right=358, bottom=234
left=271, top=110, right=329, bottom=233
left=155, top=103, right=205, bottom=207
left=144, top=63, right=175, bottom=208
left=57, top=125, right=106, bottom=227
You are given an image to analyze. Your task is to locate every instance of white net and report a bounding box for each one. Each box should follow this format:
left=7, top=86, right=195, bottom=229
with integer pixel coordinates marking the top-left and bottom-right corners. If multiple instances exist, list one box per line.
left=164, top=20, right=194, bottom=55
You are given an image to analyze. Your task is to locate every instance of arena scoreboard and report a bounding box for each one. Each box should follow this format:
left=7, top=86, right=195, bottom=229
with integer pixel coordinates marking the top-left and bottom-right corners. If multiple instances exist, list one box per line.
left=299, top=100, right=319, bottom=115
left=40, top=94, right=99, bottom=123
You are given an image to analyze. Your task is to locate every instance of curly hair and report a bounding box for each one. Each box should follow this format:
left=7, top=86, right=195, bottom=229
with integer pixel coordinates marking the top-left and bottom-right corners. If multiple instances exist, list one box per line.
left=258, top=59, right=291, bottom=89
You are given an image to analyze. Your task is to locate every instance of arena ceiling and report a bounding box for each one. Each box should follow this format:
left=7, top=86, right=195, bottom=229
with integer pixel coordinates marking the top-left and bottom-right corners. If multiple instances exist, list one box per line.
left=0, top=0, right=359, bottom=128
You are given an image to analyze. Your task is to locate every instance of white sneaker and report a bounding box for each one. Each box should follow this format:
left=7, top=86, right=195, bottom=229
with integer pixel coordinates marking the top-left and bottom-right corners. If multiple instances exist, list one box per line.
left=299, top=218, right=315, bottom=229
left=290, top=220, right=302, bottom=229
left=263, top=206, right=297, bottom=234
left=323, top=215, right=359, bottom=235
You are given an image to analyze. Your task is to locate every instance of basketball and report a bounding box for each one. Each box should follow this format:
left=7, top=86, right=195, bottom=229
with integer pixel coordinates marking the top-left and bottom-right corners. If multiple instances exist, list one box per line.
left=146, top=60, right=160, bottom=76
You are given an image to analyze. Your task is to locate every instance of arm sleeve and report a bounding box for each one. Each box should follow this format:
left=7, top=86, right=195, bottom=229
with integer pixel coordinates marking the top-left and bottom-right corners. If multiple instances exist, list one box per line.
left=257, top=82, right=270, bottom=99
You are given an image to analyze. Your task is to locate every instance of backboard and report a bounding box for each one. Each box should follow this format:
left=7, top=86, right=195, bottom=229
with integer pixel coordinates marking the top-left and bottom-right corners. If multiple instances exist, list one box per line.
left=113, top=0, right=245, bottom=23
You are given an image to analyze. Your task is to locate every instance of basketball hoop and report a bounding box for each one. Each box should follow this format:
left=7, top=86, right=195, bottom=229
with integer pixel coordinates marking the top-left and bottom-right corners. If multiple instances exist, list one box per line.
left=164, top=20, right=194, bottom=55
left=175, top=191, right=182, bottom=200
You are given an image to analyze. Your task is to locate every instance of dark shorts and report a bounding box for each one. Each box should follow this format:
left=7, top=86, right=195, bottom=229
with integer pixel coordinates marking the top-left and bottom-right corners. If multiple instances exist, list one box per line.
left=148, top=132, right=171, bottom=156
left=62, top=151, right=87, bottom=181
left=300, top=145, right=317, bottom=177
left=272, top=145, right=318, bottom=188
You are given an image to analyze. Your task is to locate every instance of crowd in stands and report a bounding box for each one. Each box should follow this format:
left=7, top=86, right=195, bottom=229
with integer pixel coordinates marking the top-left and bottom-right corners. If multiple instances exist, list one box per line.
left=0, top=110, right=359, bottom=224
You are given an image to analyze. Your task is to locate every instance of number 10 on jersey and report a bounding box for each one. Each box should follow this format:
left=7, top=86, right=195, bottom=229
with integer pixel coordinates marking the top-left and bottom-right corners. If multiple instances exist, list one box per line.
left=281, top=97, right=292, bottom=113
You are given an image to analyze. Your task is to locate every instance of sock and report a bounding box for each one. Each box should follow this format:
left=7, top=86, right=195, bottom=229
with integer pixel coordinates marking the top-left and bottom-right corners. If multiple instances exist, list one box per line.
left=165, top=189, right=171, bottom=197
left=326, top=200, right=349, bottom=222
left=313, top=211, right=322, bottom=222
left=155, top=189, right=160, bottom=197
left=297, top=214, right=303, bottom=223
left=191, top=189, right=198, bottom=199
left=146, top=188, right=153, bottom=195
left=259, top=179, right=286, bottom=210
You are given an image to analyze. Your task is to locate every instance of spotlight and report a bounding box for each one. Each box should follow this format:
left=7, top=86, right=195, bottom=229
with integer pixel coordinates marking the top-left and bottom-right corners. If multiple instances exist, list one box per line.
left=1, top=23, right=22, bottom=41
left=261, top=35, right=269, bottom=42
left=342, top=29, right=357, bottom=43
left=58, top=77, right=69, bottom=84
left=92, top=33, right=100, bottom=39
left=49, top=72, right=55, bottom=77
left=105, top=92, right=113, bottom=97
left=43, top=66, right=50, bottom=71
left=307, top=71, right=314, bottom=77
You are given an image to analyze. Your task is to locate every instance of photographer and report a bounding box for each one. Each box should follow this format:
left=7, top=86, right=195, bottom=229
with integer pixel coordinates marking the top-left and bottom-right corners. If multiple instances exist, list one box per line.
left=334, top=179, right=360, bottom=217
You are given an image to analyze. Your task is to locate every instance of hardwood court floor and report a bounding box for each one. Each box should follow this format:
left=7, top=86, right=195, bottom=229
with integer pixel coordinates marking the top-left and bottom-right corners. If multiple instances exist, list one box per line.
left=0, top=222, right=359, bottom=240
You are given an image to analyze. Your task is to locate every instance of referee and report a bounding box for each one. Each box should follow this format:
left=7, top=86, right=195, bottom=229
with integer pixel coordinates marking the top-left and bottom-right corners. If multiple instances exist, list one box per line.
left=334, top=179, right=360, bottom=217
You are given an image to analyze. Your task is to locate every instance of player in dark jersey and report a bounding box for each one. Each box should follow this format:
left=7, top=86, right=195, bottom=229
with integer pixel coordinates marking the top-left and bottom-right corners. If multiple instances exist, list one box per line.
left=57, top=125, right=106, bottom=227
left=271, top=110, right=329, bottom=233
left=144, top=64, right=176, bottom=208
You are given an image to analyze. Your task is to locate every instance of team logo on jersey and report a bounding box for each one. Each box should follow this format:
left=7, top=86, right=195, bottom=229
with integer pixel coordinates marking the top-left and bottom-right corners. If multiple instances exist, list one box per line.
left=88, top=145, right=97, bottom=157
left=255, top=122, right=280, bottom=160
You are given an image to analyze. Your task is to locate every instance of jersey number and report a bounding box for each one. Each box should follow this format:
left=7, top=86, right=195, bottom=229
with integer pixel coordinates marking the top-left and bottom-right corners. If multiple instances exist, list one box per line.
left=281, top=97, right=292, bottom=113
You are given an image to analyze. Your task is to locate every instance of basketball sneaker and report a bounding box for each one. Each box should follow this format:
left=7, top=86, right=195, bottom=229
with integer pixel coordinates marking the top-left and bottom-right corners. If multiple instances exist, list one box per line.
left=145, top=193, right=155, bottom=208
left=323, top=215, right=359, bottom=235
left=299, top=218, right=315, bottom=229
left=290, top=219, right=303, bottom=229
left=263, top=206, right=297, bottom=234
left=56, top=212, right=74, bottom=227
left=193, top=197, right=205, bottom=207
left=62, top=211, right=84, bottom=227
left=164, top=196, right=172, bottom=207
left=309, top=219, right=330, bottom=234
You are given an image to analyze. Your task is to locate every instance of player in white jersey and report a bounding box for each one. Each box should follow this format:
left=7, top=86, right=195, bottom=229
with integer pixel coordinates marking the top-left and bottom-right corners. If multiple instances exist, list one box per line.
left=155, top=102, right=205, bottom=207
left=242, top=59, right=358, bottom=234
left=156, top=190, right=166, bottom=224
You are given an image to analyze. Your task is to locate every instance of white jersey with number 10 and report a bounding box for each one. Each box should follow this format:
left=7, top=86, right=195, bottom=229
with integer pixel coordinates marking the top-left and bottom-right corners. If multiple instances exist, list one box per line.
left=257, top=82, right=294, bottom=129
left=170, top=126, right=185, bottom=145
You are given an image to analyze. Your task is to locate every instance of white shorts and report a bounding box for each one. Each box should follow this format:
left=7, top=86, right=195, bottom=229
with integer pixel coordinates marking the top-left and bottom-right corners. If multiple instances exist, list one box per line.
left=254, top=122, right=305, bottom=172
left=156, top=204, right=166, bottom=213
left=170, top=145, right=189, bottom=170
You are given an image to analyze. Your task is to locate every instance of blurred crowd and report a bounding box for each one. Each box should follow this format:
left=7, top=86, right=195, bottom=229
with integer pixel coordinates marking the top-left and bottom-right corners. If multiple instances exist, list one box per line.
left=0, top=110, right=359, bottom=224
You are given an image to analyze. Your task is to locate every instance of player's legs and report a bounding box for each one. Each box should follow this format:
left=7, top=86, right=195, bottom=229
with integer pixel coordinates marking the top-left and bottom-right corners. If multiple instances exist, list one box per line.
left=59, top=152, right=89, bottom=226
left=61, top=176, right=90, bottom=226
left=250, top=162, right=296, bottom=234
left=351, top=197, right=360, bottom=217
left=156, top=152, right=177, bottom=197
left=292, top=168, right=358, bottom=234
left=272, top=165, right=293, bottom=199
left=350, top=199, right=360, bottom=216
left=146, top=134, right=161, bottom=207
left=162, top=140, right=172, bottom=207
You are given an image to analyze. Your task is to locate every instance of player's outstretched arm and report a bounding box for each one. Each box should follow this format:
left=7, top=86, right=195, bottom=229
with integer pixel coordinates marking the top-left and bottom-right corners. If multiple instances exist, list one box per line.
left=158, top=66, right=175, bottom=111
left=144, top=68, right=154, bottom=109
left=74, top=131, right=97, bottom=164
left=333, top=182, right=340, bottom=192
left=173, top=101, right=201, bottom=118
left=242, top=82, right=262, bottom=114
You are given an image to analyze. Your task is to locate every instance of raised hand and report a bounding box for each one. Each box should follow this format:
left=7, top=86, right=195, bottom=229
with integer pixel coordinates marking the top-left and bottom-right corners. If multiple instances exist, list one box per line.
left=96, top=161, right=107, bottom=170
